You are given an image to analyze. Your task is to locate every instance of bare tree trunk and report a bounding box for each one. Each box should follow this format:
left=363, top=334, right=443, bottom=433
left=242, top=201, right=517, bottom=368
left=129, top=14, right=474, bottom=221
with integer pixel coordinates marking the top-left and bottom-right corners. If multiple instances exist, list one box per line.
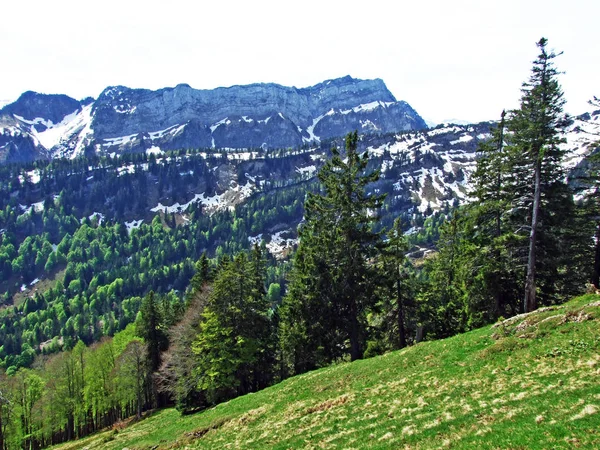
left=349, top=297, right=361, bottom=361
left=416, top=326, right=424, bottom=343
left=0, top=410, right=4, bottom=450
left=524, top=157, right=542, bottom=312
left=593, top=222, right=600, bottom=288
left=397, top=278, right=406, bottom=349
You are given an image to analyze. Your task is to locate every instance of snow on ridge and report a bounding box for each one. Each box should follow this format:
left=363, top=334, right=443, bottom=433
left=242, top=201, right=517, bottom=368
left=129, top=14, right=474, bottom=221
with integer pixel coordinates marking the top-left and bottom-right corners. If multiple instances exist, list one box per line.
left=427, top=125, right=464, bottom=137
left=360, top=119, right=378, bottom=130
left=70, top=105, right=94, bottom=158
left=227, top=152, right=259, bottom=161
left=450, top=135, right=474, bottom=145
left=114, top=105, right=137, bottom=114
left=14, top=114, right=55, bottom=129
left=125, top=219, right=143, bottom=233
left=296, top=165, right=317, bottom=177
left=150, top=182, right=257, bottom=216
left=148, top=123, right=186, bottom=139
left=367, top=144, right=387, bottom=157
left=340, top=100, right=394, bottom=115
left=103, top=132, right=138, bottom=147
left=21, top=105, right=93, bottom=153
left=210, top=118, right=230, bottom=133
left=304, top=109, right=335, bottom=143
left=151, top=193, right=205, bottom=214
left=146, top=146, right=163, bottom=155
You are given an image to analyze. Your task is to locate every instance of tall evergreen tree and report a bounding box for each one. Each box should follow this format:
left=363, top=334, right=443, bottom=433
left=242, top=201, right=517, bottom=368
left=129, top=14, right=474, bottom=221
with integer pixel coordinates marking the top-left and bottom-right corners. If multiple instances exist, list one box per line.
left=378, top=218, right=413, bottom=349
left=192, top=251, right=275, bottom=404
left=189, top=253, right=210, bottom=294
left=280, top=131, right=385, bottom=372
left=136, top=291, right=167, bottom=373
left=469, top=113, right=523, bottom=318
left=509, top=38, right=569, bottom=312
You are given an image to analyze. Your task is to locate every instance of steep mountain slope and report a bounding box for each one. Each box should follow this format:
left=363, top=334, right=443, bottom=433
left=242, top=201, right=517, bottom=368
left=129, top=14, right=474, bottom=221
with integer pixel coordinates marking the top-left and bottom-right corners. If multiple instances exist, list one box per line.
left=0, top=77, right=426, bottom=162
left=5, top=120, right=492, bottom=261
left=7, top=106, right=598, bottom=262
left=51, top=295, right=600, bottom=449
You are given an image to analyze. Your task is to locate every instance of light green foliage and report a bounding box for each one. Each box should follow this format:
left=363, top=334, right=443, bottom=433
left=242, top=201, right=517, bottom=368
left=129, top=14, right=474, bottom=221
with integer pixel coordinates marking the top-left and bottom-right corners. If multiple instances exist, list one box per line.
left=50, top=295, right=600, bottom=450
left=0, top=321, right=146, bottom=448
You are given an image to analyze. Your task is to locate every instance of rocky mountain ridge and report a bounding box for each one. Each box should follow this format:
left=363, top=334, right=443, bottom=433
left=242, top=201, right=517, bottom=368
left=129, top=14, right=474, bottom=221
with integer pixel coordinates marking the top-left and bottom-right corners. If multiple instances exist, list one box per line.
left=0, top=76, right=426, bottom=163
left=10, top=107, right=598, bottom=259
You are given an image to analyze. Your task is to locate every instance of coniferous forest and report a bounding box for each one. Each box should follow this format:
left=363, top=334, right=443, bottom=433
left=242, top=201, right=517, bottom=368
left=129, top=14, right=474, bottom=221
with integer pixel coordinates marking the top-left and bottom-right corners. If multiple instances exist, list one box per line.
left=0, top=38, right=598, bottom=449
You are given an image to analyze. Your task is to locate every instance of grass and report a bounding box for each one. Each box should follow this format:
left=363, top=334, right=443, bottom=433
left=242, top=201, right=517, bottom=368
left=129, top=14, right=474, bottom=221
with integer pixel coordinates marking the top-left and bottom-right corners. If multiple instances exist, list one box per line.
left=53, top=295, right=600, bottom=449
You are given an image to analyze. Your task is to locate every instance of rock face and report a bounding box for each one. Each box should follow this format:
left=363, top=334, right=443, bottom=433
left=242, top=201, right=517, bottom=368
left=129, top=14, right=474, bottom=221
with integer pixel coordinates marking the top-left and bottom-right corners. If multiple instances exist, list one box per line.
left=1, top=91, right=82, bottom=128
left=0, top=76, right=427, bottom=162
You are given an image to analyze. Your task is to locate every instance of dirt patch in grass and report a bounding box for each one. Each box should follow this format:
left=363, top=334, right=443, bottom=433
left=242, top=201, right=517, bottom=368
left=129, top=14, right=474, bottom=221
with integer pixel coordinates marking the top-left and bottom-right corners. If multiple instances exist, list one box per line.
left=181, top=416, right=233, bottom=442
left=305, top=394, right=353, bottom=415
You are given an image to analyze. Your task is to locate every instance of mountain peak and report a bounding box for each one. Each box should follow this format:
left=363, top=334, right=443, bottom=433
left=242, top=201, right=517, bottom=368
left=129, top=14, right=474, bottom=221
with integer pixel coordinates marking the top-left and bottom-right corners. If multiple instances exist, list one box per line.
left=1, top=91, right=81, bottom=123
left=1, top=77, right=426, bottom=162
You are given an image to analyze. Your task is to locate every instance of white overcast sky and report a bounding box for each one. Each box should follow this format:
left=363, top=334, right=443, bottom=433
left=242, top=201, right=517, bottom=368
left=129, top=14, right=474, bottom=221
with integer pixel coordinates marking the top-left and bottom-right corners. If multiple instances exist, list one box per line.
left=1, top=0, right=598, bottom=123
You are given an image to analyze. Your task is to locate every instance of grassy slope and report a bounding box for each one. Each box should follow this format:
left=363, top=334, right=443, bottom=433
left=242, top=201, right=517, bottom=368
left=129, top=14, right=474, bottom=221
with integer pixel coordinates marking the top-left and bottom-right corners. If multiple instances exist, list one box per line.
left=55, top=295, right=600, bottom=449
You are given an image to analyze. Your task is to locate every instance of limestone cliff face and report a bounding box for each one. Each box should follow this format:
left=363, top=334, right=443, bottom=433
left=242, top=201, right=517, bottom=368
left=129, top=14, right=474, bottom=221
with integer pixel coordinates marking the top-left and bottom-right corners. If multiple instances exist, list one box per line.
left=0, top=76, right=427, bottom=161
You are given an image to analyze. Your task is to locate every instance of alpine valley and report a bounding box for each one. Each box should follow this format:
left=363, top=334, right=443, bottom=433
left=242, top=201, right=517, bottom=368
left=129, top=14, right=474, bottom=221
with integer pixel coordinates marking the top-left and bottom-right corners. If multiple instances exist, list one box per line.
left=0, top=72, right=599, bottom=449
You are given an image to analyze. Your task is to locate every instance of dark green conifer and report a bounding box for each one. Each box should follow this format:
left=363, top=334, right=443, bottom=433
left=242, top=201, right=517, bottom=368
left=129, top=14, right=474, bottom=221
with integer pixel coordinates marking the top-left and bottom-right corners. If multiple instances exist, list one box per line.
left=280, top=131, right=385, bottom=373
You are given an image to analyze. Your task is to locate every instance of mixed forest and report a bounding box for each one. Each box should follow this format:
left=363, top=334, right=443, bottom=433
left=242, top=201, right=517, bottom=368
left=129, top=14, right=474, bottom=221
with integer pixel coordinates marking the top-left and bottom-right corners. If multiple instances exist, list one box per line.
left=0, top=38, right=599, bottom=449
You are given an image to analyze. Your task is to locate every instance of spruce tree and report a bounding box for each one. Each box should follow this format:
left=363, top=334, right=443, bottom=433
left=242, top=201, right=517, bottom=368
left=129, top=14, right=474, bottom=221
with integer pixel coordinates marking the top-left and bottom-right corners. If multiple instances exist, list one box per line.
left=280, top=131, right=384, bottom=371
left=378, top=218, right=413, bottom=349
left=136, top=291, right=167, bottom=373
left=510, top=38, right=569, bottom=312
left=192, top=251, right=274, bottom=403
left=469, top=113, right=523, bottom=318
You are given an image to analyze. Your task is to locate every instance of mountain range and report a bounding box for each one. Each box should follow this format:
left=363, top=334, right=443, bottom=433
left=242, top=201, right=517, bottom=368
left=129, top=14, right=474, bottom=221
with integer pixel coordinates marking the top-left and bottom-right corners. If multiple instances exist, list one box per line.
left=0, top=76, right=426, bottom=163
left=2, top=76, right=599, bottom=261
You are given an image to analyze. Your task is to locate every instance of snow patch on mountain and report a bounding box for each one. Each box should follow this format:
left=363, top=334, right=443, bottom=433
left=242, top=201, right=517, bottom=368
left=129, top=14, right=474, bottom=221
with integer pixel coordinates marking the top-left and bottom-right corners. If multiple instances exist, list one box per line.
left=125, top=219, right=144, bottom=233
left=304, top=109, right=335, bottom=143
left=340, top=101, right=394, bottom=115
left=150, top=181, right=256, bottom=216
left=562, top=110, right=600, bottom=169
left=450, top=135, right=474, bottom=145
left=19, top=105, right=93, bottom=158
left=248, top=231, right=298, bottom=260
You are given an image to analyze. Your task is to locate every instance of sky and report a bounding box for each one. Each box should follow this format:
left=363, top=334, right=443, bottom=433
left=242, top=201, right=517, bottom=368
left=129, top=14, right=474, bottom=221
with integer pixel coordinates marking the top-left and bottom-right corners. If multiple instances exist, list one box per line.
left=1, top=0, right=598, bottom=124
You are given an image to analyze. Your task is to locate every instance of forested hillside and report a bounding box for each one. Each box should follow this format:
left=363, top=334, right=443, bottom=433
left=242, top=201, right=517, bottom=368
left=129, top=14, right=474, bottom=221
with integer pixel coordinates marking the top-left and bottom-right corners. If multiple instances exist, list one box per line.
left=0, top=38, right=598, bottom=449
left=0, top=121, right=490, bottom=372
